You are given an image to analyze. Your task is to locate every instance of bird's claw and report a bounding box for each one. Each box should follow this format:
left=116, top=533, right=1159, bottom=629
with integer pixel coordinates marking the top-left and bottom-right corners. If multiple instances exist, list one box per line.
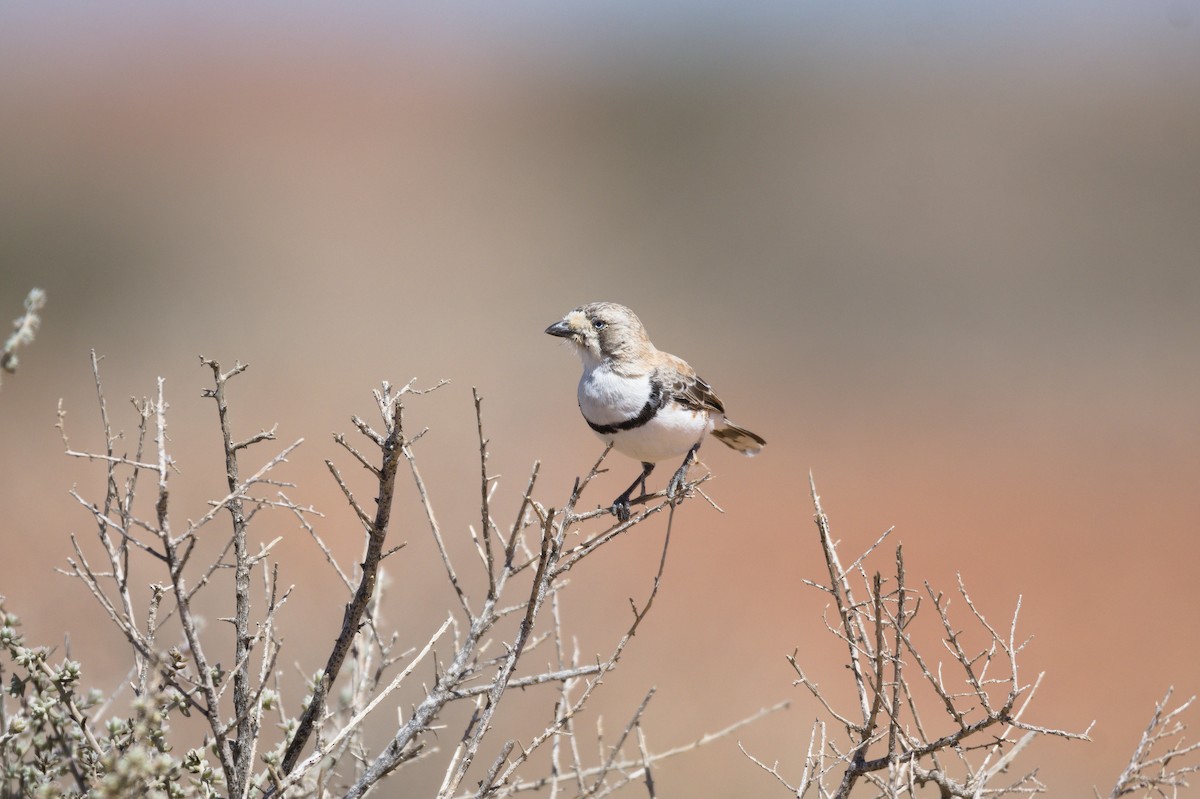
left=666, top=467, right=690, bottom=504
left=611, top=499, right=632, bottom=523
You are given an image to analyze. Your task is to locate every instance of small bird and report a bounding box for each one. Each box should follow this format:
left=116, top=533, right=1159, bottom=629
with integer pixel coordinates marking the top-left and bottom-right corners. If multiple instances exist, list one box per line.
left=546, top=302, right=765, bottom=521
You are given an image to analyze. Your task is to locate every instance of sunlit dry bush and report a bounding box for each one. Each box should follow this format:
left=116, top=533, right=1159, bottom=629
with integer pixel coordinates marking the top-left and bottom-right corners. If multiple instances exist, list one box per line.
left=3, top=352, right=778, bottom=799
left=1, top=337, right=1195, bottom=798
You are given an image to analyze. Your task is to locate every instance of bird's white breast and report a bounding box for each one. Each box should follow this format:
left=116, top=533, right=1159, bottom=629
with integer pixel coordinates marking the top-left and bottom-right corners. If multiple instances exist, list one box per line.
left=577, top=364, right=716, bottom=464
left=577, top=365, right=651, bottom=426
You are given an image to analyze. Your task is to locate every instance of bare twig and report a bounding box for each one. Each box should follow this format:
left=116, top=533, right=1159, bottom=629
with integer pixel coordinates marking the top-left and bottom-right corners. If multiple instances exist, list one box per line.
left=200, top=357, right=267, bottom=799
left=277, top=381, right=412, bottom=778
left=268, top=616, right=452, bottom=797
left=755, top=477, right=1095, bottom=798
left=1109, top=688, right=1200, bottom=799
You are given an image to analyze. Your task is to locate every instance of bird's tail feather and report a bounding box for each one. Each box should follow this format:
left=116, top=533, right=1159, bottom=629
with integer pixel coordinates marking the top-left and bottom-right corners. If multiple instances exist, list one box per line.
left=711, top=421, right=765, bottom=456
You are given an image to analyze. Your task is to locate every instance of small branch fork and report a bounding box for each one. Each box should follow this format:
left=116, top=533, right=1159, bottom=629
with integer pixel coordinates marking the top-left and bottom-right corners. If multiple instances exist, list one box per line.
left=274, top=378, right=419, bottom=781
left=1107, top=688, right=1200, bottom=799
left=744, top=475, right=1096, bottom=798
left=202, top=357, right=269, bottom=799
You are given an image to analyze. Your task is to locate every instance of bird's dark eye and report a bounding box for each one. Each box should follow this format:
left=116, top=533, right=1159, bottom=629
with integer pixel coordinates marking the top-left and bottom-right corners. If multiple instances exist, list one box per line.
left=592, top=318, right=607, bottom=330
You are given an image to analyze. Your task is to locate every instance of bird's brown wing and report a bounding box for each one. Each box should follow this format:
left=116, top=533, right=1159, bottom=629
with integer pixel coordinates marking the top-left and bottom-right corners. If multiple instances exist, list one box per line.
left=656, top=355, right=725, bottom=415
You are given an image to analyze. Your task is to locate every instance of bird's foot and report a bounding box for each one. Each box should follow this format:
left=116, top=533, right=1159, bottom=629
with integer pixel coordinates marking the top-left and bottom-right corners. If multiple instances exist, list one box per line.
left=666, top=463, right=691, bottom=504
left=610, top=462, right=653, bottom=524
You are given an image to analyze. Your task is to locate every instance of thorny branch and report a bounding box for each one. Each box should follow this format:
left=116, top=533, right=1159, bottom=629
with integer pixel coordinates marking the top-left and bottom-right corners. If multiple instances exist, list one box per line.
left=57, top=355, right=303, bottom=797
left=748, top=475, right=1095, bottom=798
left=1108, top=688, right=1200, bottom=799
left=202, top=357, right=274, bottom=799
left=275, top=379, right=414, bottom=780
left=342, top=394, right=732, bottom=799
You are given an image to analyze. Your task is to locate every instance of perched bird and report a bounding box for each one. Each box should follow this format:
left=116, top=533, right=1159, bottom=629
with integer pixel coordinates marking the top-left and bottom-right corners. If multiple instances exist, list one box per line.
left=546, top=302, right=765, bottom=521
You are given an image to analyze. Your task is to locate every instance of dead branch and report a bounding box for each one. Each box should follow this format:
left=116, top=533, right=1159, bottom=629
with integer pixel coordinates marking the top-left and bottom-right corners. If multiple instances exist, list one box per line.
left=747, top=477, right=1094, bottom=798
left=1108, top=688, right=1200, bottom=799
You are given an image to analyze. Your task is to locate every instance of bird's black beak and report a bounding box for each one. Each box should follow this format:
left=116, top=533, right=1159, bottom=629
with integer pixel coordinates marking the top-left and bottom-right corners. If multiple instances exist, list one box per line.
left=545, top=320, right=572, bottom=338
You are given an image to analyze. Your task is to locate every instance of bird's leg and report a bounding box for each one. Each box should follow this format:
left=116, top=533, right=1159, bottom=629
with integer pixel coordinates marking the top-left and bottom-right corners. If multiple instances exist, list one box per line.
left=666, top=442, right=701, bottom=503
left=611, top=461, right=655, bottom=523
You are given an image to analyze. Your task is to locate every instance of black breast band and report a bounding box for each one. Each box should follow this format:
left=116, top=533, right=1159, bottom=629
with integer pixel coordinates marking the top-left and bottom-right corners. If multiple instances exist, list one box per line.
left=586, top=378, right=665, bottom=435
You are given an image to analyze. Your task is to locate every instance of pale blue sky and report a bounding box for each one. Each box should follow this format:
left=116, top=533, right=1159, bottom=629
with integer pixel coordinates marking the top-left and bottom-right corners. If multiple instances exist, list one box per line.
left=1, top=1, right=1195, bottom=75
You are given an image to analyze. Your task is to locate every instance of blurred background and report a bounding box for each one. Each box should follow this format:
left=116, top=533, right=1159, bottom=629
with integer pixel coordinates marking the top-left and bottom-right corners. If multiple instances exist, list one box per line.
left=1, top=1, right=1198, bottom=793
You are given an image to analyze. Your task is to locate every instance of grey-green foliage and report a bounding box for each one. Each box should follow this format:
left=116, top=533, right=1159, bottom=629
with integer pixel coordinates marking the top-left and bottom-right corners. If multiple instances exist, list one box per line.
left=0, top=288, right=46, bottom=389
left=0, top=600, right=220, bottom=799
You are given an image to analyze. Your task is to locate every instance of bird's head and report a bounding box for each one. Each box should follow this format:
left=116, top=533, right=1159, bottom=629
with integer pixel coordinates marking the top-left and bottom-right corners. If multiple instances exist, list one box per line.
left=545, top=302, right=654, bottom=368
